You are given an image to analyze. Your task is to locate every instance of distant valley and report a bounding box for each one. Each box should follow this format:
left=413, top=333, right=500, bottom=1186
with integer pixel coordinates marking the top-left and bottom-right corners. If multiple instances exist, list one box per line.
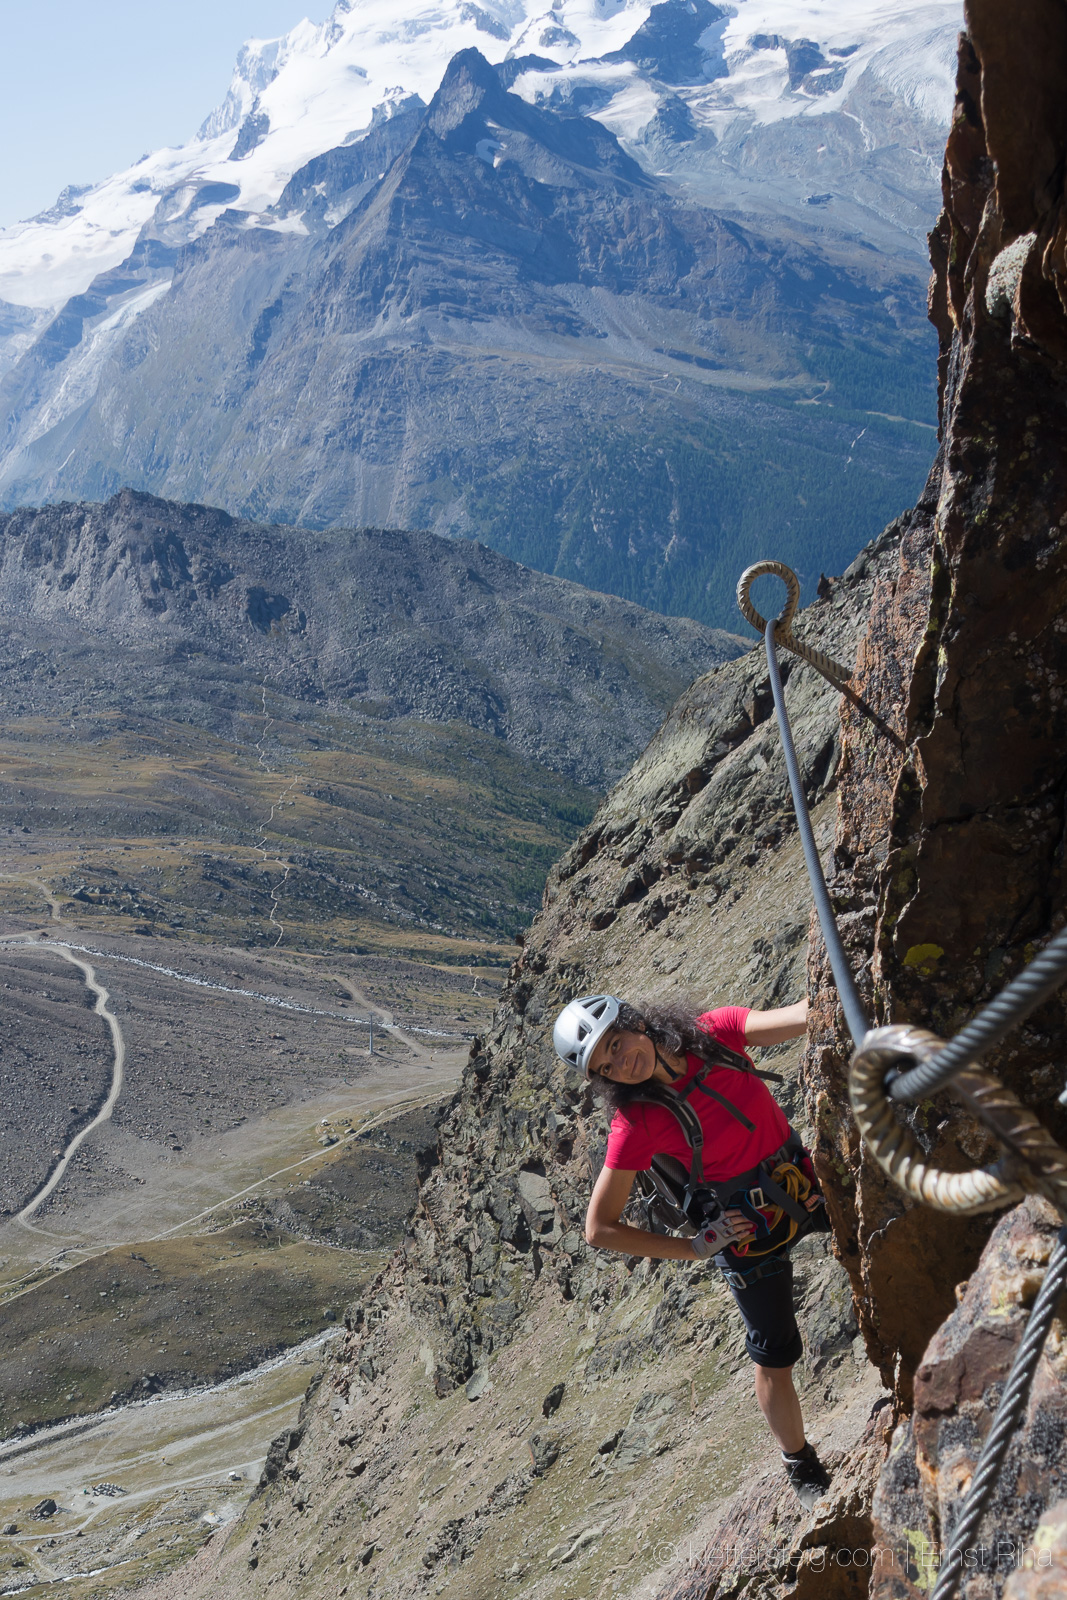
left=0, top=489, right=740, bottom=947
left=0, top=482, right=741, bottom=1587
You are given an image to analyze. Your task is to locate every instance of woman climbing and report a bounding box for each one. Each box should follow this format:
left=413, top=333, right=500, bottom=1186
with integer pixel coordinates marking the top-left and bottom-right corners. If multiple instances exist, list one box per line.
left=552, top=992, right=832, bottom=1509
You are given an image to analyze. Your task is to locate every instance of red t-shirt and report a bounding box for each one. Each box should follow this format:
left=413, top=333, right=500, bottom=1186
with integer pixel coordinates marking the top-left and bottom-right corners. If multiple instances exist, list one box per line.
left=603, top=1006, right=790, bottom=1181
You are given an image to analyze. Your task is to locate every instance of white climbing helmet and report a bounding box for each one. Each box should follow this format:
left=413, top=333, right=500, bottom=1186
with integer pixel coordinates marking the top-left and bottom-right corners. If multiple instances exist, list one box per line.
left=552, top=994, right=621, bottom=1076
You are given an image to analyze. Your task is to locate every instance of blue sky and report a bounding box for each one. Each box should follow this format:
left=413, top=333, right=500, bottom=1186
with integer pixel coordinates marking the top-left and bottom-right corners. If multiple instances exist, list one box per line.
left=0, top=3, right=328, bottom=227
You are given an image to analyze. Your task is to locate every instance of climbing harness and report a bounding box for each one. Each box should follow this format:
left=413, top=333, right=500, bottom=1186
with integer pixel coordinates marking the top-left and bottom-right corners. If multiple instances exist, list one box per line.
left=729, top=1157, right=822, bottom=1260
left=719, top=1253, right=791, bottom=1292
left=629, top=1053, right=828, bottom=1259
left=737, top=560, right=1067, bottom=1600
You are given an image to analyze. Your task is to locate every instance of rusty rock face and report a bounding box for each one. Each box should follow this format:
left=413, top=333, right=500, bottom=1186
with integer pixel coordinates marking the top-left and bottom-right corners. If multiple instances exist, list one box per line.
left=870, top=1199, right=1067, bottom=1600
left=806, top=0, right=1067, bottom=1407
left=790, top=3, right=1067, bottom=1593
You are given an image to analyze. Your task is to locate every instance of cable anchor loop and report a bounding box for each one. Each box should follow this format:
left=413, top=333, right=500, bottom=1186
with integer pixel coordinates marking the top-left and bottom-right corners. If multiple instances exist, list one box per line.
left=849, top=1023, right=1067, bottom=1219
left=736, top=561, right=853, bottom=691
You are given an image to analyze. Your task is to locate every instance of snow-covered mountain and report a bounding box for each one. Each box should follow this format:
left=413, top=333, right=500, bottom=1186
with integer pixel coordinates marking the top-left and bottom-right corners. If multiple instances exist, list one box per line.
left=0, top=0, right=960, bottom=318
left=0, top=0, right=961, bottom=625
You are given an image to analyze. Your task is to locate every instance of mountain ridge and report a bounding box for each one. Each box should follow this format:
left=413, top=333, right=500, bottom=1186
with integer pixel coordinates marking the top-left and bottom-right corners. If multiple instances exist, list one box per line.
left=0, top=48, right=938, bottom=627
left=0, top=2, right=956, bottom=629
left=0, top=0, right=960, bottom=316
left=0, top=487, right=746, bottom=948
left=0, top=487, right=743, bottom=788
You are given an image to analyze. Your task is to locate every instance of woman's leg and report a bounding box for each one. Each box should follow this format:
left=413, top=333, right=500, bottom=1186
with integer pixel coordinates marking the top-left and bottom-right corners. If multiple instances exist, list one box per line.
left=720, top=1257, right=806, bottom=1448
left=753, top=1363, right=805, bottom=1453
left=721, top=1261, right=830, bottom=1503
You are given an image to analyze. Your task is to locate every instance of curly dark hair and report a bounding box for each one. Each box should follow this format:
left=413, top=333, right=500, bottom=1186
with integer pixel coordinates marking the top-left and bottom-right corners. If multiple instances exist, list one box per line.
left=588, top=998, right=740, bottom=1111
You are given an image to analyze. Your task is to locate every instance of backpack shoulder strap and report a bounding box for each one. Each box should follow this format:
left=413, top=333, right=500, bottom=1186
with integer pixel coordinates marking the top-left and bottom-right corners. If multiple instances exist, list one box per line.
left=627, top=1063, right=757, bottom=1188
left=628, top=1081, right=708, bottom=1185
left=702, top=1035, right=784, bottom=1085
left=705, top=1038, right=752, bottom=1072
left=682, top=1074, right=757, bottom=1130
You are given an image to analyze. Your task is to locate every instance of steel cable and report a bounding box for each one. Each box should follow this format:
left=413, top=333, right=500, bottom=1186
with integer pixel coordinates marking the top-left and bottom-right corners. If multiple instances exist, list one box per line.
left=929, top=1227, right=1067, bottom=1600
left=762, top=615, right=870, bottom=1049
left=739, top=562, right=1067, bottom=1600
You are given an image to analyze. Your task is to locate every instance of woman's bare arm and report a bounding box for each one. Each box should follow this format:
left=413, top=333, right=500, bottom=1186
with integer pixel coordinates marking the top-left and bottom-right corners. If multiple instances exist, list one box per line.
left=584, top=1165, right=754, bottom=1260
left=744, top=998, right=808, bottom=1048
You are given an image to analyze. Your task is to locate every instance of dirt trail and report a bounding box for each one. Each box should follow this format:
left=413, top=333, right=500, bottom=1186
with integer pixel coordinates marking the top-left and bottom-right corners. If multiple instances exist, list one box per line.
left=334, top=972, right=434, bottom=1059
left=253, top=948, right=453, bottom=1058
left=29, top=939, right=379, bottom=1029
left=253, top=678, right=303, bottom=949
left=0, top=937, right=127, bottom=1225
left=0, top=871, right=65, bottom=920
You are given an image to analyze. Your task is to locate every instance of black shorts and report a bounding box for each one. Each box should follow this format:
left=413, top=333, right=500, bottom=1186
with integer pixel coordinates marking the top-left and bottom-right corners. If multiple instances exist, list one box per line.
left=720, top=1256, right=802, bottom=1368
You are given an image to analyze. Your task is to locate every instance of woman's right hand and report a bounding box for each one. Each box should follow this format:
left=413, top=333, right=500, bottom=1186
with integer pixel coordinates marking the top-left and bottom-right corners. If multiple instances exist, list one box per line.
left=691, top=1207, right=755, bottom=1258
left=587, top=1167, right=756, bottom=1264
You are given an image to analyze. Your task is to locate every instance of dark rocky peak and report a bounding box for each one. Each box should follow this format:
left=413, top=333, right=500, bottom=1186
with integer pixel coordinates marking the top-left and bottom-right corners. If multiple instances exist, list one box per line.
left=309, top=36, right=887, bottom=324
left=604, top=0, right=729, bottom=85
left=296, top=47, right=707, bottom=324
left=272, top=47, right=650, bottom=260
left=0, top=490, right=234, bottom=618
left=745, top=32, right=843, bottom=96
left=494, top=52, right=559, bottom=90
left=423, top=47, right=647, bottom=186
left=426, top=46, right=507, bottom=138
left=784, top=37, right=829, bottom=88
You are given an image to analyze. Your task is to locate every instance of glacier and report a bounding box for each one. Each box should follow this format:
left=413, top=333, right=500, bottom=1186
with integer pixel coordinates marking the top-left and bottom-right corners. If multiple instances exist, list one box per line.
left=0, top=0, right=962, bottom=317
left=0, top=0, right=962, bottom=622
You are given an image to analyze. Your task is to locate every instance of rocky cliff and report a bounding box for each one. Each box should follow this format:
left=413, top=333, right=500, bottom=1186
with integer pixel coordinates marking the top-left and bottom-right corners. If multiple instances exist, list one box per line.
left=815, top=3, right=1067, bottom=1591
left=141, top=7, right=1067, bottom=1598
left=142, top=514, right=901, bottom=1600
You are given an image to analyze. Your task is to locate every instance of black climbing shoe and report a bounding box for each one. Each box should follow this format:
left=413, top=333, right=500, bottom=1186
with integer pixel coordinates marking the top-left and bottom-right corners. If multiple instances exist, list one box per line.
left=782, top=1443, right=831, bottom=1510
